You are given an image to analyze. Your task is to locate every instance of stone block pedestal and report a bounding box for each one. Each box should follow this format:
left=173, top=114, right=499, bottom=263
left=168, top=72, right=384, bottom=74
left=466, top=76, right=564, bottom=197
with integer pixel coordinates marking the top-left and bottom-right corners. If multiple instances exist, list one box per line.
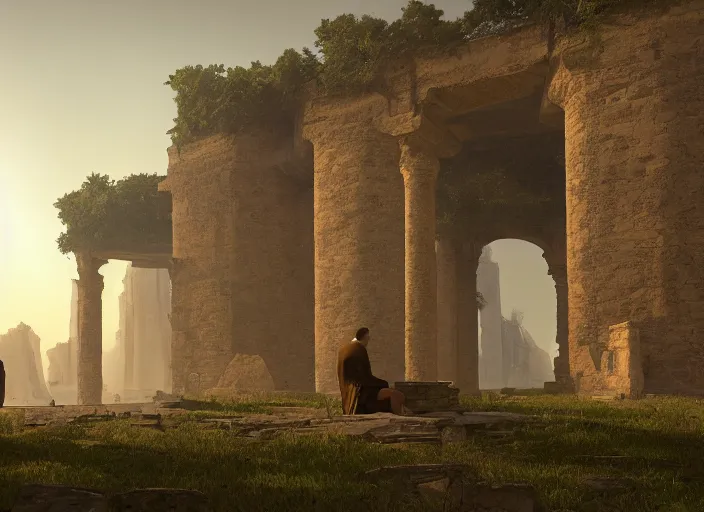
left=394, top=381, right=460, bottom=413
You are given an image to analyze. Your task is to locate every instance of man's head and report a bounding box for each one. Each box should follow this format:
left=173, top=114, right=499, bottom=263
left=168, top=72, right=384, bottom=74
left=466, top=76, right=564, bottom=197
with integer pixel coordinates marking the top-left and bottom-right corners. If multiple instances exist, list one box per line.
left=355, top=327, right=370, bottom=346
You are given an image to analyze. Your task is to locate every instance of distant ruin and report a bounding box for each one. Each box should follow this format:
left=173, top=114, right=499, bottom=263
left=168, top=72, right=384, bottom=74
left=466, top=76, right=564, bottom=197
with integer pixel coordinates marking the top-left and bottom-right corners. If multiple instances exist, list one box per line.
left=46, top=267, right=171, bottom=405
left=104, top=265, right=172, bottom=401
left=0, top=324, right=52, bottom=406
left=476, top=248, right=555, bottom=390
left=57, top=2, right=704, bottom=402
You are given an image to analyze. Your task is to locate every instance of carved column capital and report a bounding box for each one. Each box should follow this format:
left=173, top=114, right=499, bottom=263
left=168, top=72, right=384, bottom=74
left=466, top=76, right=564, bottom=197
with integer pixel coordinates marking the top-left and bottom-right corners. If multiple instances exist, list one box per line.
left=75, top=252, right=108, bottom=283
left=549, top=263, right=567, bottom=288
left=399, top=136, right=440, bottom=181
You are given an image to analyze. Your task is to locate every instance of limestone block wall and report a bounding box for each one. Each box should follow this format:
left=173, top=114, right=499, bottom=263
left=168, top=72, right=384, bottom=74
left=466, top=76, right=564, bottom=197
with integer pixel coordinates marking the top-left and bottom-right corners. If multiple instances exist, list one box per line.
left=549, top=1, right=704, bottom=394
left=165, top=137, right=238, bottom=394
left=603, top=322, right=644, bottom=399
left=228, top=136, right=314, bottom=392
left=304, top=95, right=405, bottom=393
left=164, top=133, right=314, bottom=394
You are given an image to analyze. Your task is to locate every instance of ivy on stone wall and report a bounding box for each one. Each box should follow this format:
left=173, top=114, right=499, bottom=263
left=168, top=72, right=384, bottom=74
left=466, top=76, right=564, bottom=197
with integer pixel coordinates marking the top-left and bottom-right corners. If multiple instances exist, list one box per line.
left=436, top=165, right=553, bottom=238
left=166, top=0, right=677, bottom=147
left=54, top=173, right=172, bottom=255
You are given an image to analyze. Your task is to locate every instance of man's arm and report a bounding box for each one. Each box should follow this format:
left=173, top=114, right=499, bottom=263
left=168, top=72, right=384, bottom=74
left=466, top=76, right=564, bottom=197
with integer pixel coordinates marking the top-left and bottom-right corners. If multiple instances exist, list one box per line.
left=346, top=347, right=388, bottom=388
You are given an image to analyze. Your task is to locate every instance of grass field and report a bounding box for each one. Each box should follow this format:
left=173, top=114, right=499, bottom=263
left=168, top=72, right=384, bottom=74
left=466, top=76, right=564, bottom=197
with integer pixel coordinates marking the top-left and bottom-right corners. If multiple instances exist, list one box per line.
left=1, top=393, right=704, bottom=511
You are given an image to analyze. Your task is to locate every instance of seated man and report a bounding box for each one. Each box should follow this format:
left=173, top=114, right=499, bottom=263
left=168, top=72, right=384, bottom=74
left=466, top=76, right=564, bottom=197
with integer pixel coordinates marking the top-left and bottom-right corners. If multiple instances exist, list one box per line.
left=337, top=327, right=407, bottom=415
left=0, top=359, right=4, bottom=408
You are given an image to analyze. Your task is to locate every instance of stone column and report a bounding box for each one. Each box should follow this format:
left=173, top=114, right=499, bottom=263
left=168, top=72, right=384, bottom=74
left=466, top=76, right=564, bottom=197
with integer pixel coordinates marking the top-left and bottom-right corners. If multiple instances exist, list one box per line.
left=304, top=99, right=405, bottom=393
left=477, top=248, right=503, bottom=389
left=436, top=236, right=458, bottom=383
left=75, top=253, right=107, bottom=405
left=549, top=264, right=570, bottom=383
left=400, top=138, right=439, bottom=382
left=548, top=5, right=704, bottom=395
left=456, top=241, right=480, bottom=395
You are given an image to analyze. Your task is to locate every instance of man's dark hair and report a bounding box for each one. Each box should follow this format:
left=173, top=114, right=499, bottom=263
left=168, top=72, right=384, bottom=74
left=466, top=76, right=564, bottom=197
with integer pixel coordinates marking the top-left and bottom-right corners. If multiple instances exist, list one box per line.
left=355, top=327, right=369, bottom=340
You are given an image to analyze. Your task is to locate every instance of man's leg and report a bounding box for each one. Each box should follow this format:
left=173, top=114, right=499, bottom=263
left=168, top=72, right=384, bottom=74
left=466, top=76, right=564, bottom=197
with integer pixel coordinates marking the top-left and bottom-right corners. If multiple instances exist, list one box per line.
left=377, top=388, right=406, bottom=415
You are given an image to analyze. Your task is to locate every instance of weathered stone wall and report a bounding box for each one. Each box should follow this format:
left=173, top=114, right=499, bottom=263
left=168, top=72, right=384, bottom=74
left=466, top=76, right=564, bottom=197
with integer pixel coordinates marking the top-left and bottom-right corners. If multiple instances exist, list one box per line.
left=549, top=2, right=704, bottom=394
left=304, top=95, right=405, bottom=393
left=163, top=133, right=314, bottom=394
left=602, top=322, right=644, bottom=399
left=228, top=134, right=314, bottom=392
left=164, top=137, right=238, bottom=394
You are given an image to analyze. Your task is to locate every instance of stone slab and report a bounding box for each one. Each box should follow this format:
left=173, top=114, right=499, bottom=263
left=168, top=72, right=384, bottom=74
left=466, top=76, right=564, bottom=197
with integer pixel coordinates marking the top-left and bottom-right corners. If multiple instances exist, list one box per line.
left=2, top=404, right=529, bottom=446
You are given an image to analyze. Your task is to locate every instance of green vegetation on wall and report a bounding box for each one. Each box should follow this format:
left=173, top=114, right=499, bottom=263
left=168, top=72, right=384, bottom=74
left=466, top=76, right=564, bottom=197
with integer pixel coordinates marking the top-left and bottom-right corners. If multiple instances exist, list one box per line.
left=437, top=132, right=565, bottom=238
left=165, top=0, right=676, bottom=147
left=54, top=173, right=172, bottom=255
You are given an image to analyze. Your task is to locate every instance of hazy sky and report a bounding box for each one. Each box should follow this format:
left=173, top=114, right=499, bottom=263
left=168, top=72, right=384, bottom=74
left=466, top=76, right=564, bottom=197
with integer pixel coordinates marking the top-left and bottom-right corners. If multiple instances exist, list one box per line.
left=0, top=0, right=557, bottom=375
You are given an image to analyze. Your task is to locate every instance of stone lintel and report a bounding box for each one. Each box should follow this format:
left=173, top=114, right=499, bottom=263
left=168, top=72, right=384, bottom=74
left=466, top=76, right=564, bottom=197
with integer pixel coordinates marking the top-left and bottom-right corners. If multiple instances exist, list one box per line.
left=549, top=263, right=567, bottom=287
left=376, top=112, right=461, bottom=159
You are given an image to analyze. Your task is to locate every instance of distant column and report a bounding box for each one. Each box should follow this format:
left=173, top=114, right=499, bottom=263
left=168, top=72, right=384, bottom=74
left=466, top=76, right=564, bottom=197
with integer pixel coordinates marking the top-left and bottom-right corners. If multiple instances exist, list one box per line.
left=75, top=252, right=107, bottom=405
left=456, top=241, right=481, bottom=395
left=477, top=249, right=504, bottom=389
left=400, top=137, right=439, bottom=382
left=122, top=272, right=135, bottom=391
left=550, top=264, right=571, bottom=384
left=436, top=236, right=458, bottom=383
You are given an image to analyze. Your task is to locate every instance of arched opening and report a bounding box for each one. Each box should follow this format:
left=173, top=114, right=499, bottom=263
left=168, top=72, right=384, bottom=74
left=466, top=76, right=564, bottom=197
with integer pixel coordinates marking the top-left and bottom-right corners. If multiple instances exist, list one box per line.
left=477, top=239, right=557, bottom=390
left=433, top=103, right=567, bottom=394
left=46, top=258, right=172, bottom=405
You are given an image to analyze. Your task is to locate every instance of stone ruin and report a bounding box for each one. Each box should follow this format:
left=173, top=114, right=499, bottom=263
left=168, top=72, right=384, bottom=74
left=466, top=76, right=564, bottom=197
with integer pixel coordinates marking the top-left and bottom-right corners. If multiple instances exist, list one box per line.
left=0, top=323, right=52, bottom=406
left=103, top=265, right=172, bottom=402
left=65, top=2, right=704, bottom=403
left=46, top=266, right=172, bottom=405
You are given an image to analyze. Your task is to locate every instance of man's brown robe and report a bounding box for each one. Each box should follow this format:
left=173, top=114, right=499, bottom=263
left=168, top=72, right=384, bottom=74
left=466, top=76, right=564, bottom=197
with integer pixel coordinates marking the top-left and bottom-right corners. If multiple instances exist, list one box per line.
left=0, top=360, right=5, bottom=408
left=337, top=341, right=389, bottom=415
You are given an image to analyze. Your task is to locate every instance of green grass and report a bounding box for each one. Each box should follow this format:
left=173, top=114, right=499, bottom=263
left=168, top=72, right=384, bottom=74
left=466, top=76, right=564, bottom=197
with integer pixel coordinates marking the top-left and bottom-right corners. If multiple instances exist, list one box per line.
left=179, top=392, right=343, bottom=417
left=1, top=394, right=704, bottom=511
